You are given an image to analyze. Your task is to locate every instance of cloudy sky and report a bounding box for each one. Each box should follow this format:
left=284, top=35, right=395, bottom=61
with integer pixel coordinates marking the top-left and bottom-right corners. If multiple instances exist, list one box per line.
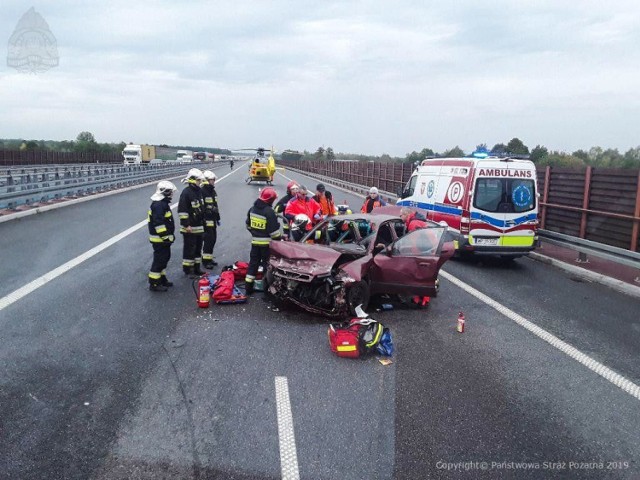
left=1, top=1, right=639, bottom=156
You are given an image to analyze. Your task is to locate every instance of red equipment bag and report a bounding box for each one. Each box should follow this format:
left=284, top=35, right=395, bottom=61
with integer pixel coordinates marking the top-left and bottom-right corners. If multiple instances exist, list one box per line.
left=328, top=318, right=383, bottom=359
left=213, top=270, right=236, bottom=303
left=232, top=261, right=249, bottom=281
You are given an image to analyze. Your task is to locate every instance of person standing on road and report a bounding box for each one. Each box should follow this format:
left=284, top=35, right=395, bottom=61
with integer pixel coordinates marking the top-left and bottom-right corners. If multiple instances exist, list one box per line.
left=360, top=186, right=387, bottom=213
left=147, top=181, right=177, bottom=292
left=274, top=181, right=299, bottom=239
left=178, top=168, right=206, bottom=276
left=230, top=159, right=234, bottom=169
left=313, top=183, right=337, bottom=220
left=201, top=170, right=221, bottom=268
left=245, top=187, right=281, bottom=294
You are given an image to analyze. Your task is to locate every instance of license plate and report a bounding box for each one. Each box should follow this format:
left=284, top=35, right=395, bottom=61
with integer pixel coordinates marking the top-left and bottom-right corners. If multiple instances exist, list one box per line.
left=475, top=237, right=499, bottom=246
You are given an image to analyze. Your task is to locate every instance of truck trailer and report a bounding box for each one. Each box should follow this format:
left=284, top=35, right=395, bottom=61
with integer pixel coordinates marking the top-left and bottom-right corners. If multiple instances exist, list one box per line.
left=122, top=144, right=156, bottom=164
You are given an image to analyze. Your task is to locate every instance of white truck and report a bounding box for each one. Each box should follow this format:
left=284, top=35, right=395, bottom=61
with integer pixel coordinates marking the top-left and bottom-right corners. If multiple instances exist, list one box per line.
left=176, top=150, right=194, bottom=163
left=122, top=144, right=156, bottom=164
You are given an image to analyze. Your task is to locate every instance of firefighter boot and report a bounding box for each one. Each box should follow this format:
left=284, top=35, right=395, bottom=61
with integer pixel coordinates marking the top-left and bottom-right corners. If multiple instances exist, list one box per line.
left=161, top=275, right=174, bottom=287
left=183, top=265, right=193, bottom=276
left=245, top=281, right=255, bottom=295
left=149, top=281, right=168, bottom=292
left=193, top=263, right=205, bottom=275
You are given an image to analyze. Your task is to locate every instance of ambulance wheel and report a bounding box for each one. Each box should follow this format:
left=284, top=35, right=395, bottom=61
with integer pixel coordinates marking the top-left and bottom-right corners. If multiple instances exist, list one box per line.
left=347, top=281, right=370, bottom=315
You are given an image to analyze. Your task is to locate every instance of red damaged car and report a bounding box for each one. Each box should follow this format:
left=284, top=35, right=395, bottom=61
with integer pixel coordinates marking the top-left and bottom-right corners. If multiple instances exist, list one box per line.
left=265, top=213, right=455, bottom=317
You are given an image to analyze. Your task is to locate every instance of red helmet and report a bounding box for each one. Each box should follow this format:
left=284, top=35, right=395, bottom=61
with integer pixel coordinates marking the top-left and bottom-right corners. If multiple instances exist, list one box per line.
left=286, top=180, right=299, bottom=194
left=259, top=187, right=277, bottom=204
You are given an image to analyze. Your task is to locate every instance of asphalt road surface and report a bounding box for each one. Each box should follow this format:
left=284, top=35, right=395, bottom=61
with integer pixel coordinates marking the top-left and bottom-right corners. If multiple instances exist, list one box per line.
left=0, top=162, right=638, bottom=479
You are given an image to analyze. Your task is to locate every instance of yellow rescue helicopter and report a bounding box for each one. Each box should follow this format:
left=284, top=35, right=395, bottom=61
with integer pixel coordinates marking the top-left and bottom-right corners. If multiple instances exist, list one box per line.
left=238, top=147, right=282, bottom=185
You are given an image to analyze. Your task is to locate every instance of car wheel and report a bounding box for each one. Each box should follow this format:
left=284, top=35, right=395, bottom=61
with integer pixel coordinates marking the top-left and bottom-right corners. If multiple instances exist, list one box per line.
left=347, top=281, right=370, bottom=316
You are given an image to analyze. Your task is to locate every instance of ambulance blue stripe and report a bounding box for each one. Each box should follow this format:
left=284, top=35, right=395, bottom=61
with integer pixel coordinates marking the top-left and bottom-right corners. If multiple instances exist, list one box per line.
left=397, top=200, right=536, bottom=228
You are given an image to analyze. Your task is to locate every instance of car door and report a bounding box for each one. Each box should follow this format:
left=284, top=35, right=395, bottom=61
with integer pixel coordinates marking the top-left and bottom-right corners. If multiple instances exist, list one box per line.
left=369, top=226, right=451, bottom=296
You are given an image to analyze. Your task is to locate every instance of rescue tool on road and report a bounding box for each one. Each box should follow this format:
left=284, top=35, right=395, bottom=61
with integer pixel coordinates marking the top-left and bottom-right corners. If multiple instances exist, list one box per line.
left=397, top=150, right=539, bottom=258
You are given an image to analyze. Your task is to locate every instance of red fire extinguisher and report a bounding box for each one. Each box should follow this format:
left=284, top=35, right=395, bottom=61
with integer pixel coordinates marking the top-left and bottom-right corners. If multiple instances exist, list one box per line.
left=197, top=275, right=211, bottom=308
left=456, top=311, right=465, bottom=333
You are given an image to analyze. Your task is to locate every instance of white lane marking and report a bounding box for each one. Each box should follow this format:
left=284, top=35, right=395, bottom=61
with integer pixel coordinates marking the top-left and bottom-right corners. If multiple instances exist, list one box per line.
left=0, top=168, right=238, bottom=314
left=280, top=169, right=640, bottom=400
left=275, top=376, right=300, bottom=480
left=439, top=270, right=640, bottom=401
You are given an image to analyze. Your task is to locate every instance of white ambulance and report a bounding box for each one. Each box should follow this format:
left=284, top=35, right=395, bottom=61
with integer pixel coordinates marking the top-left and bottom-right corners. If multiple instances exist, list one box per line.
left=397, top=153, right=539, bottom=257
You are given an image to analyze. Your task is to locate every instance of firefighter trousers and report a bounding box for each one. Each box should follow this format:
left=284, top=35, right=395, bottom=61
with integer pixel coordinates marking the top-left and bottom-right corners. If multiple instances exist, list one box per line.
left=202, top=226, right=217, bottom=263
left=245, top=244, right=270, bottom=283
left=182, top=232, right=203, bottom=273
left=149, top=243, right=171, bottom=285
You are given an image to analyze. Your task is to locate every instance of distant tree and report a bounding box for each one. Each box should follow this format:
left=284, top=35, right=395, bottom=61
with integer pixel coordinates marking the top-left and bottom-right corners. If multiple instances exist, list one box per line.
left=24, top=140, right=39, bottom=151
left=442, top=146, right=465, bottom=157
left=491, top=143, right=507, bottom=154
left=536, top=152, right=585, bottom=168
left=529, top=145, right=549, bottom=163
left=76, top=131, right=96, bottom=143
left=314, top=146, right=325, bottom=160
left=326, top=147, right=335, bottom=161
left=623, top=147, right=640, bottom=168
left=506, top=138, right=529, bottom=155
left=572, top=149, right=589, bottom=162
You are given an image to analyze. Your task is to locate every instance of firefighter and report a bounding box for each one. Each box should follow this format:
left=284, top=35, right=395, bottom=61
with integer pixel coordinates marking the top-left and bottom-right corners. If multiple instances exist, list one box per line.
left=201, top=170, right=221, bottom=268
left=148, top=181, right=177, bottom=291
left=178, top=168, right=206, bottom=276
left=245, top=187, right=281, bottom=294
left=360, top=186, right=387, bottom=213
left=274, top=181, right=298, bottom=239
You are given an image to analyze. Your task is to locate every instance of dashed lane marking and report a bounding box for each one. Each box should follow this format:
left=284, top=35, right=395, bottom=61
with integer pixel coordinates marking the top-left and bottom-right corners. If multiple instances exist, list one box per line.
left=0, top=166, right=243, bottom=314
left=275, top=376, right=300, bottom=480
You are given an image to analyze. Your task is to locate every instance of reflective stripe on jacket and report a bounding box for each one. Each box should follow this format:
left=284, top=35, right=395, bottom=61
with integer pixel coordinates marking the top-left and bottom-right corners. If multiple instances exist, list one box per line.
left=148, top=198, right=175, bottom=243
left=178, top=184, right=205, bottom=234
left=246, top=199, right=282, bottom=245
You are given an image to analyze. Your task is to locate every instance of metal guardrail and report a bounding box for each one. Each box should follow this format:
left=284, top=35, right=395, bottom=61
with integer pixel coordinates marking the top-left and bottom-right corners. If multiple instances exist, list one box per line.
left=538, top=230, right=640, bottom=269
left=0, top=162, right=226, bottom=209
left=287, top=166, right=640, bottom=270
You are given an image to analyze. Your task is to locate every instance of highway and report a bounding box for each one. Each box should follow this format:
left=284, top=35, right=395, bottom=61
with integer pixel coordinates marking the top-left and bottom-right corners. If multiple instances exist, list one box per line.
left=0, top=162, right=638, bottom=480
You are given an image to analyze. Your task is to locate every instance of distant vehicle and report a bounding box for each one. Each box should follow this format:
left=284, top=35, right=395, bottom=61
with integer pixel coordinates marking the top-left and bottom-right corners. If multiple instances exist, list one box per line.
left=207, top=153, right=216, bottom=162
left=266, top=213, right=454, bottom=317
left=397, top=150, right=539, bottom=258
left=193, top=152, right=207, bottom=161
left=236, top=147, right=282, bottom=185
left=176, top=150, right=194, bottom=162
left=122, top=144, right=156, bottom=164
left=148, top=158, right=164, bottom=165
left=220, top=155, right=228, bottom=161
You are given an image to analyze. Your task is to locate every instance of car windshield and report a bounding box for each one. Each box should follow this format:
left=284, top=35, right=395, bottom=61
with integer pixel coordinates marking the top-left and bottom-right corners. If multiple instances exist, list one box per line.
left=123, top=150, right=139, bottom=156
left=303, top=218, right=377, bottom=245
left=392, top=226, right=446, bottom=256
left=473, top=178, right=536, bottom=214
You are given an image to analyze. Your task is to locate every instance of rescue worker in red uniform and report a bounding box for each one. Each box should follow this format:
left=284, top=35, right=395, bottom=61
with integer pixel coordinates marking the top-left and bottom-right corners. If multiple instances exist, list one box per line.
left=178, top=168, right=205, bottom=276
left=284, top=185, right=321, bottom=231
left=400, top=207, right=428, bottom=232
left=147, top=181, right=177, bottom=291
left=201, top=170, right=221, bottom=268
left=245, top=187, right=282, bottom=294
left=361, top=187, right=387, bottom=213
left=274, top=181, right=299, bottom=239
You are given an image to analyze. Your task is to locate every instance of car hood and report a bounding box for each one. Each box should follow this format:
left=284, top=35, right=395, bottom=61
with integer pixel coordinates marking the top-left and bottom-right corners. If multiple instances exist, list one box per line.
left=269, top=241, right=344, bottom=276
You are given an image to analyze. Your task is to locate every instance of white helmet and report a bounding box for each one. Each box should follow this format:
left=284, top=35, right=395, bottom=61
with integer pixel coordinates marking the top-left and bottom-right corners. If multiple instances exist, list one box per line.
left=291, top=214, right=310, bottom=231
left=182, top=168, right=205, bottom=184
left=203, top=170, right=217, bottom=181
left=369, top=187, right=379, bottom=195
left=151, top=180, right=177, bottom=201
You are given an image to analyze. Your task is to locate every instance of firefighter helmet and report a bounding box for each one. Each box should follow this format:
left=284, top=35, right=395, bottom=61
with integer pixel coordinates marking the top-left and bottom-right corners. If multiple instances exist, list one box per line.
left=150, top=180, right=177, bottom=201
left=259, top=187, right=277, bottom=204
left=203, top=170, right=217, bottom=181
left=182, top=168, right=205, bottom=184
left=291, top=214, right=310, bottom=231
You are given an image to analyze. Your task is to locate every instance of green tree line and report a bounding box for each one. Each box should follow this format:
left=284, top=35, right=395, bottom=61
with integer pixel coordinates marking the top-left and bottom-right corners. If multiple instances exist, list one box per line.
left=303, top=138, right=640, bottom=169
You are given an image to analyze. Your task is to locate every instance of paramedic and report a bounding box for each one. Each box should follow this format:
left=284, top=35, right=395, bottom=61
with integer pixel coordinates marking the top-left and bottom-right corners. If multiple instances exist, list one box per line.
left=312, top=183, right=337, bottom=219
left=274, top=181, right=299, bottom=239
left=245, top=187, right=281, bottom=294
left=360, top=187, right=387, bottom=213
left=284, top=185, right=321, bottom=229
left=400, top=207, right=428, bottom=232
